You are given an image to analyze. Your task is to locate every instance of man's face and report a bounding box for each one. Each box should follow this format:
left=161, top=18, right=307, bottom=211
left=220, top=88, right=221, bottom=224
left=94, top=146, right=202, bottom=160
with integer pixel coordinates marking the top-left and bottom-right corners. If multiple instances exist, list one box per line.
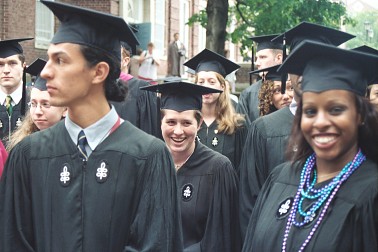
left=255, top=49, right=282, bottom=77
left=0, top=55, right=24, bottom=93
left=289, top=74, right=302, bottom=101
left=40, top=43, right=96, bottom=108
left=174, top=33, right=179, bottom=41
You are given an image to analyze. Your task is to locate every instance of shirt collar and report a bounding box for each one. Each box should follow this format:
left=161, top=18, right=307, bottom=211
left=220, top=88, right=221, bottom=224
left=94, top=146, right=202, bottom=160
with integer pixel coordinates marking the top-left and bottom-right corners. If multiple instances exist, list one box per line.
left=0, top=84, right=23, bottom=105
left=65, top=105, right=119, bottom=151
left=289, top=97, right=297, bottom=116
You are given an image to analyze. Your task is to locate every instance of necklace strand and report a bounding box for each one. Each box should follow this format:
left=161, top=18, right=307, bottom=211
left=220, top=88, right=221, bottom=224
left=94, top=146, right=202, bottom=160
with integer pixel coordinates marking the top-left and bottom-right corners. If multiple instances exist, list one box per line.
left=281, top=149, right=366, bottom=252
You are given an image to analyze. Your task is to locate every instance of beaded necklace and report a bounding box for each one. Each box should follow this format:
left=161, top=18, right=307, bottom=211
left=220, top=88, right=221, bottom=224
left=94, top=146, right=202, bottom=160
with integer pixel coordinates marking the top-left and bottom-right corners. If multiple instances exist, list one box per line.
left=281, top=149, right=366, bottom=252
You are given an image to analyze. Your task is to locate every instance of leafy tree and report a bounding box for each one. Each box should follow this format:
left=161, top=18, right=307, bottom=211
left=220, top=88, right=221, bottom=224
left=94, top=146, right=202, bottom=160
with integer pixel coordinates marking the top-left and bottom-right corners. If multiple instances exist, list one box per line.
left=188, top=0, right=352, bottom=58
left=344, top=11, right=378, bottom=49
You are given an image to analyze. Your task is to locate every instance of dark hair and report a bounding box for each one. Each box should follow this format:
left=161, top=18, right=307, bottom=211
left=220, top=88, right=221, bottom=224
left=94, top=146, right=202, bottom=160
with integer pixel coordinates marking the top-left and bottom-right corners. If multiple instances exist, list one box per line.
left=287, top=93, right=378, bottom=164
left=79, top=45, right=127, bottom=102
left=17, top=54, right=26, bottom=64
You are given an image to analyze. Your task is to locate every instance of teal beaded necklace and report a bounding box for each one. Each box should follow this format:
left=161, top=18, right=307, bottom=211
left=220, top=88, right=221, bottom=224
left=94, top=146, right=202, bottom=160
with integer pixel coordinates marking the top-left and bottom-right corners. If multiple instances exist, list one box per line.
left=281, top=149, right=366, bottom=252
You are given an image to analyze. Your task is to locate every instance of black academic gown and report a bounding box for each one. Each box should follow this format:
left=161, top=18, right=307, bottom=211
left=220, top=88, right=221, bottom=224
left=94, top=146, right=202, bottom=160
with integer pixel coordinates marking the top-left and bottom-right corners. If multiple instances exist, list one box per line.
left=196, top=120, right=247, bottom=170
left=242, top=159, right=378, bottom=251
left=0, top=101, right=24, bottom=145
left=239, top=106, right=293, bottom=239
left=236, top=80, right=262, bottom=125
left=177, top=141, right=241, bottom=252
left=112, top=77, right=161, bottom=138
left=0, top=121, right=183, bottom=252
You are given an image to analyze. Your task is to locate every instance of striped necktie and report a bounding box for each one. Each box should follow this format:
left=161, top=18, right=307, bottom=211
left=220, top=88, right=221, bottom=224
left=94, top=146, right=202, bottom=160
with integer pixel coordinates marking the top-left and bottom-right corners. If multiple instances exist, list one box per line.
left=5, top=95, right=13, bottom=116
left=77, top=130, right=88, bottom=161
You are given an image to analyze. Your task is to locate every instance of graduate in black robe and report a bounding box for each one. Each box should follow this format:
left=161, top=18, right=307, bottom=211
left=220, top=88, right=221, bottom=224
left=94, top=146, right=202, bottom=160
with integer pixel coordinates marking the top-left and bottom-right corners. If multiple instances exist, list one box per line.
left=243, top=160, right=378, bottom=251
left=0, top=38, right=32, bottom=144
left=0, top=121, right=182, bottom=251
left=239, top=105, right=293, bottom=236
left=184, top=49, right=247, bottom=170
left=237, top=34, right=283, bottom=125
left=143, top=81, right=241, bottom=252
left=111, top=41, right=161, bottom=139
left=112, top=77, right=160, bottom=138
left=239, top=22, right=356, bottom=240
left=0, top=2, right=183, bottom=251
left=242, top=40, right=378, bottom=251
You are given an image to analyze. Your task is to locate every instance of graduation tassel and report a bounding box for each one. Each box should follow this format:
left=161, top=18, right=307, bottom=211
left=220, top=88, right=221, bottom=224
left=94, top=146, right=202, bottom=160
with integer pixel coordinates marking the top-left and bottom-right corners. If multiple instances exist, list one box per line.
left=21, top=65, right=27, bottom=116
left=281, top=34, right=287, bottom=94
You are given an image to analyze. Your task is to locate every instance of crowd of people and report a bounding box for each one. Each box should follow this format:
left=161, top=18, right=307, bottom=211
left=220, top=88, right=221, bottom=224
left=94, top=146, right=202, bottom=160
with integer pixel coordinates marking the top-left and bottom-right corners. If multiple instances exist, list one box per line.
left=0, top=1, right=377, bottom=251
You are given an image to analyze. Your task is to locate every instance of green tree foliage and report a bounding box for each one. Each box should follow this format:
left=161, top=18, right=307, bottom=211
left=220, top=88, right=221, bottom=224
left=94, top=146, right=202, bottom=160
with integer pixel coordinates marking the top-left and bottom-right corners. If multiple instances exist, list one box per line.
left=188, top=0, right=352, bottom=59
left=345, top=11, right=378, bottom=49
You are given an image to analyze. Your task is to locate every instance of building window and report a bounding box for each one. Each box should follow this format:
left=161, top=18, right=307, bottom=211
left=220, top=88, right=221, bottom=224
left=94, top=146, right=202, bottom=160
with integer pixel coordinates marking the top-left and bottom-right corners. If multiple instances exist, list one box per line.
left=154, top=0, right=165, bottom=57
left=35, top=0, right=54, bottom=49
left=120, top=0, right=144, bottom=23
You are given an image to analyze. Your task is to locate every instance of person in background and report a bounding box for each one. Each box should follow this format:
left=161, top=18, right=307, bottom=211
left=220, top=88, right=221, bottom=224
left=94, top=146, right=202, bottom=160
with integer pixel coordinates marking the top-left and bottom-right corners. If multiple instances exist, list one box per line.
left=111, top=41, right=160, bottom=138
left=167, top=32, right=186, bottom=77
left=0, top=1, right=182, bottom=251
left=250, top=65, right=293, bottom=116
left=242, top=40, right=378, bottom=252
left=184, top=49, right=247, bottom=171
left=237, top=34, right=283, bottom=125
left=142, top=81, right=241, bottom=252
left=238, top=22, right=356, bottom=240
left=6, top=58, right=67, bottom=151
left=138, top=42, right=160, bottom=84
left=0, top=38, right=32, bottom=144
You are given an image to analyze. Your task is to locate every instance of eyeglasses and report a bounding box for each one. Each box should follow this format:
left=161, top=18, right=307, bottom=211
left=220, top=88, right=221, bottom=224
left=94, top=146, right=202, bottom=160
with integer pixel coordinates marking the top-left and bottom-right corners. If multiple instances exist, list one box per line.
left=28, top=101, right=51, bottom=110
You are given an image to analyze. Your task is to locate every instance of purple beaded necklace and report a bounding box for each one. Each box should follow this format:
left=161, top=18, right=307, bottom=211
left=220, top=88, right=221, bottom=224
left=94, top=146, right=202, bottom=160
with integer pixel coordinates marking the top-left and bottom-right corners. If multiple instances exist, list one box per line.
left=281, top=149, right=366, bottom=252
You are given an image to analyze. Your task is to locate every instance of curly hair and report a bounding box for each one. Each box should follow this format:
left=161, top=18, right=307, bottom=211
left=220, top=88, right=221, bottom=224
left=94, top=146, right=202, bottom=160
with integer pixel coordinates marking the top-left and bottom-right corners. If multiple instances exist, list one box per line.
left=195, top=72, right=245, bottom=135
left=258, top=80, right=278, bottom=116
left=287, top=93, right=378, bottom=164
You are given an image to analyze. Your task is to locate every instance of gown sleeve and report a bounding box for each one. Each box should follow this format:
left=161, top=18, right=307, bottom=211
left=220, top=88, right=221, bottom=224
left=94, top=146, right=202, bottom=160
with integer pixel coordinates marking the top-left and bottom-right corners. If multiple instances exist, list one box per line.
left=241, top=163, right=286, bottom=252
left=124, top=143, right=183, bottom=252
left=0, top=138, right=35, bottom=252
left=200, top=161, right=241, bottom=252
left=234, top=123, right=248, bottom=175
left=238, top=120, right=268, bottom=239
left=136, top=82, right=161, bottom=139
left=236, top=90, right=252, bottom=125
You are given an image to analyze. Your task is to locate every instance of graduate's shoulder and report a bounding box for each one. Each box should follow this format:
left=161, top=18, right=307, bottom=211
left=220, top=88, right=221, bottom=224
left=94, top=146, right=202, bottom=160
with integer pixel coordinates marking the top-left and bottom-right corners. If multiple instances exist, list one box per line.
left=195, top=142, right=234, bottom=171
left=107, top=121, right=167, bottom=158
left=239, top=80, right=262, bottom=97
left=251, top=106, right=293, bottom=137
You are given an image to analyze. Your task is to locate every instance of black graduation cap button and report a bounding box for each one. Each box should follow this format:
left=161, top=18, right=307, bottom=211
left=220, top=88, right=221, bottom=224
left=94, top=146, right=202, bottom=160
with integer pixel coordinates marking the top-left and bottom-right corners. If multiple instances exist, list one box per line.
left=95, top=160, right=109, bottom=183
left=60, top=163, right=71, bottom=187
left=182, top=183, right=194, bottom=201
left=276, top=197, right=294, bottom=219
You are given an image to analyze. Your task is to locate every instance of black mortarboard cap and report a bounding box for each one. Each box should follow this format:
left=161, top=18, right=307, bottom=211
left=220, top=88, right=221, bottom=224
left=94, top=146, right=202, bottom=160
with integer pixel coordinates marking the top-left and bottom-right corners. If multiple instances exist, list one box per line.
left=250, top=34, right=283, bottom=52
left=249, top=64, right=282, bottom=81
left=0, top=38, right=33, bottom=58
left=272, top=22, right=355, bottom=51
left=352, top=46, right=378, bottom=84
left=26, top=58, right=47, bottom=91
left=352, top=45, right=378, bottom=55
left=141, top=81, right=222, bottom=112
left=278, top=40, right=378, bottom=96
left=41, top=0, right=139, bottom=62
left=183, top=49, right=240, bottom=77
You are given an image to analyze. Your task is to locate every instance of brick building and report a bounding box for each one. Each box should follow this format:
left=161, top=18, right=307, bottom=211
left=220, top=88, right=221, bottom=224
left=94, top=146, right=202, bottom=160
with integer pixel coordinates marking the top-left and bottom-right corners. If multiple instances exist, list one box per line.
left=0, top=0, right=211, bottom=77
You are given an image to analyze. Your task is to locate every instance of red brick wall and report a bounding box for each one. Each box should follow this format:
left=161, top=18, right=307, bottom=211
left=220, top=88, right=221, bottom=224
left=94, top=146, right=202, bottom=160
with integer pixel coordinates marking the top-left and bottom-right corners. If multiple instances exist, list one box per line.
left=1, top=0, right=200, bottom=72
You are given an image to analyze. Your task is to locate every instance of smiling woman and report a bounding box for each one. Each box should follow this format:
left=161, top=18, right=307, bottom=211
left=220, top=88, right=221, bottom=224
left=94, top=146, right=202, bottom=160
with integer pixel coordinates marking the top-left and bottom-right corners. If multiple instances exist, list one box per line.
left=143, top=81, right=241, bottom=251
left=242, top=41, right=378, bottom=251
